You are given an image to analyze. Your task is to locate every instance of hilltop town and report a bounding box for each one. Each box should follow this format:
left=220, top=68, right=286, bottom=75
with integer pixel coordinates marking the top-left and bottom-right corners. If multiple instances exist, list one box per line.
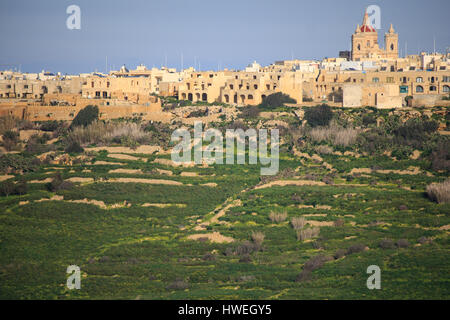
left=1, top=10, right=449, bottom=123
left=0, top=9, right=449, bottom=300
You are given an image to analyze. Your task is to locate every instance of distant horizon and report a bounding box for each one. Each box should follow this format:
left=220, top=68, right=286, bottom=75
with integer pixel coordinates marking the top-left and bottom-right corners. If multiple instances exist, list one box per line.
left=1, top=0, right=449, bottom=74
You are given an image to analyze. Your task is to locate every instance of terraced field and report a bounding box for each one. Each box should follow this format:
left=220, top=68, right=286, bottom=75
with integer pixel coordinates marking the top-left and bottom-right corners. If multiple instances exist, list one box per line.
left=0, top=105, right=449, bottom=299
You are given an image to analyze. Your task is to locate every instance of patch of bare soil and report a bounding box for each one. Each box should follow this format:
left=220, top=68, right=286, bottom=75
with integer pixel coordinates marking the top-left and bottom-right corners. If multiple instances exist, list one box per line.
left=91, top=161, right=125, bottom=166
left=255, top=180, right=326, bottom=190
left=141, top=203, right=187, bottom=208
left=154, top=158, right=195, bottom=168
left=305, top=220, right=334, bottom=227
left=0, top=175, right=14, bottom=182
left=36, top=195, right=64, bottom=202
left=410, top=150, right=421, bottom=160
left=105, top=178, right=183, bottom=185
left=156, top=168, right=173, bottom=175
left=180, top=172, right=199, bottom=177
left=108, top=168, right=143, bottom=174
left=439, top=224, right=450, bottom=231
left=201, top=182, right=217, bottom=187
left=86, top=145, right=165, bottom=154
left=69, top=198, right=130, bottom=209
left=350, top=168, right=372, bottom=175
left=108, top=154, right=141, bottom=161
left=187, top=232, right=234, bottom=243
left=66, top=177, right=94, bottom=183
left=29, top=178, right=53, bottom=183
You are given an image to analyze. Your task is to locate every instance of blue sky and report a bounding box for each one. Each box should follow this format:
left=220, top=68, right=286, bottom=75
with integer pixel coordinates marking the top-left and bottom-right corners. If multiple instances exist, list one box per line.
left=0, top=0, right=449, bottom=74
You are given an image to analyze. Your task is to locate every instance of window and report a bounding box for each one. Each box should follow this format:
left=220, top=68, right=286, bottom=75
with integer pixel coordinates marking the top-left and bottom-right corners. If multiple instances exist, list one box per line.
left=400, top=86, right=408, bottom=93
left=443, top=85, right=450, bottom=93
left=443, top=76, right=450, bottom=82
left=416, top=85, right=424, bottom=93
left=430, top=86, right=436, bottom=91
left=372, top=77, right=379, bottom=83
left=416, top=77, right=423, bottom=83
left=386, top=77, right=394, bottom=83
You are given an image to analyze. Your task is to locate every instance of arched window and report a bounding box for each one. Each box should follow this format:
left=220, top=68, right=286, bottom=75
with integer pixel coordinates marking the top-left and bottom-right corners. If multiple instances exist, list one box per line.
left=443, top=85, right=450, bottom=93
left=248, top=94, right=254, bottom=100
left=416, top=85, right=424, bottom=93
left=357, top=44, right=361, bottom=51
left=390, top=44, right=394, bottom=51
left=416, top=77, right=423, bottom=83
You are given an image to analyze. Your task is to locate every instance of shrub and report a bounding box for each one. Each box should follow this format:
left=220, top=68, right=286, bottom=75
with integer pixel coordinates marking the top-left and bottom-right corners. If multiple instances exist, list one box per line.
left=297, top=227, right=320, bottom=241
left=322, top=176, right=334, bottom=185
left=239, top=106, right=260, bottom=119
left=346, top=243, right=366, bottom=255
left=269, top=211, right=288, bottom=223
left=430, top=140, right=450, bottom=171
left=304, top=104, right=333, bottom=127
left=418, top=236, right=432, bottom=245
left=295, top=270, right=312, bottom=282
left=235, top=241, right=259, bottom=256
left=251, top=231, right=265, bottom=246
left=308, top=121, right=359, bottom=146
left=0, top=154, right=37, bottom=174
left=303, top=255, right=333, bottom=272
left=379, top=239, right=395, bottom=249
left=291, top=193, right=302, bottom=203
left=65, top=141, right=84, bottom=154
left=315, top=145, right=333, bottom=155
left=291, top=217, right=306, bottom=230
left=362, top=114, right=377, bottom=126
left=71, top=105, right=99, bottom=128
left=0, top=116, right=17, bottom=135
left=202, top=253, right=216, bottom=261
left=333, top=219, right=344, bottom=227
left=334, top=249, right=346, bottom=259
left=0, top=180, right=15, bottom=197
left=426, top=179, right=450, bottom=204
left=239, top=254, right=252, bottom=263
left=47, top=173, right=74, bottom=192
left=40, top=121, right=60, bottom=132
left=166, top=279, right=189, bottom=290
left=396, top=239, right=410, bottom=248
left=259, top=92, right=296, bottom=109
left=2, top=130, right=20, bottom=151
left=0, top=179, right=28, bottom=197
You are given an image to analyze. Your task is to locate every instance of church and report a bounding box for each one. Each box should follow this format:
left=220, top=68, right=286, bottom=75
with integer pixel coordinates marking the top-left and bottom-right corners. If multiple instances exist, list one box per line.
left=351, top=11, right=398, bottom=61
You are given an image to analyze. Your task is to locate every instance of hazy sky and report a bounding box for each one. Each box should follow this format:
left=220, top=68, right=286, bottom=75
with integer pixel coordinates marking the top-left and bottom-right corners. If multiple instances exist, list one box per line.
left=0, top=0, right=449, bottom=74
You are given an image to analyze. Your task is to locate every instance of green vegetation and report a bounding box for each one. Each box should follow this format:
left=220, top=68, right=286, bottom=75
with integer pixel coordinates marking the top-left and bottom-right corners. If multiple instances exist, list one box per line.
left=71, top=105, right=99, bottom=128
left=0, top=106, right=449, bottom=300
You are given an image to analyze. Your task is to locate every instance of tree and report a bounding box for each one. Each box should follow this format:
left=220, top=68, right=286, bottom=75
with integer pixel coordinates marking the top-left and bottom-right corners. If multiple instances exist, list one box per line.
left=304, top=104, right=333, bottom=127
left=71, top=105, right=99, bottom=128
left=259, top=92, right=296, bottom=109
left=2, top=130, right=20, bottom=151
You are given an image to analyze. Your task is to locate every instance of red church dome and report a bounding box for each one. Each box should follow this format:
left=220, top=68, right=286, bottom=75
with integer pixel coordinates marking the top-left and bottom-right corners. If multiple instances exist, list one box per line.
left=360, top=12, right=376, bottom=32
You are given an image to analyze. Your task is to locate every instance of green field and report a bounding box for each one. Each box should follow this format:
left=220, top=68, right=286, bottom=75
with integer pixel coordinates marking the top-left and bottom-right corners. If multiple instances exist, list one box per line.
left=0, top=106, right=449, bottom=299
